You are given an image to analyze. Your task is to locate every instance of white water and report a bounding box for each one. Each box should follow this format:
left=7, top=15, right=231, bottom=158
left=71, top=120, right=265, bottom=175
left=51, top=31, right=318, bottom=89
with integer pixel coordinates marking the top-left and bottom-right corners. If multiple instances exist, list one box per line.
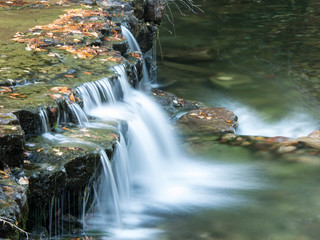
left=219, top=101, right=319, bottom=138
left=121, top=26, right=154, bottom=88
left=37, top=28, right=263, bottom=239
left=39, top=108, right=49, bottom=132
left=75, top=64, right=262, bottom=239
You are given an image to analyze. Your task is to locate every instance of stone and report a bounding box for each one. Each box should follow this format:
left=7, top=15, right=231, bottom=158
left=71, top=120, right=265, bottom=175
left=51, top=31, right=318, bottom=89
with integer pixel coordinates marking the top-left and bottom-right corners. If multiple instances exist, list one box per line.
left=0, top=123, right=25, bottom=170
left=178, top=107, right=238, bottom=135
left=296, top=137, right=320, bottom=149
left=278, top=145, right=297, bottom=154
left=152, top=88, right=203, bottom=118
left=0, top=176, right=28, bottom=239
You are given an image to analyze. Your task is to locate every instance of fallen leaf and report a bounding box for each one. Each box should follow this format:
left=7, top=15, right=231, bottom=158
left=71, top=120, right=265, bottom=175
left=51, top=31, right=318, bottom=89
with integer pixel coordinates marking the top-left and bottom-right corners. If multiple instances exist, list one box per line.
left=69, top=93, right=76, bottom=102
left=64, top=74, right=74, bottom=78
left=37, top=148, right=44, bottom=152
left=83, top=71, right=91, bottom=74
left=61, top=127, right=70, bottom=131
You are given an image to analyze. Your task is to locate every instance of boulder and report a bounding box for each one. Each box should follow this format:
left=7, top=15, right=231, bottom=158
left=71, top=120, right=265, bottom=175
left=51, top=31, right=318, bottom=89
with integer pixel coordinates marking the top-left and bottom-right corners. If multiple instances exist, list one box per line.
left=152, top=88, right=203, bottom=118
left=0, top=113, right=25, bottom=170
left=178, top=107, right=238, bottom=135
left=0, top=174, right=28, bottom=239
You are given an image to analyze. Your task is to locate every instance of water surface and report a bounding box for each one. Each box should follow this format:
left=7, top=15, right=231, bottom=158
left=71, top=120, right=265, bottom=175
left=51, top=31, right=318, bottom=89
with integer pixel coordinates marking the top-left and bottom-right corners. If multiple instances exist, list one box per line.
left=150, top=1, right=320, bottom=239
left=158, top=0, right=320, bottom=137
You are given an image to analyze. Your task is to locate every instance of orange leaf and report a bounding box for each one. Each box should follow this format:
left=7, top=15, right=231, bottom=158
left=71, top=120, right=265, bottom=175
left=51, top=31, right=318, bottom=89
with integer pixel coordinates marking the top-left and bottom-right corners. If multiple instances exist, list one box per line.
left=64, top=74, right=74, bottom=78
left=37, top=148, right=44, bottom=152
left=83, top=71, right=92, bottom=74
left=10, top=93, right=21, bottom=97
left=61, top=127, right=70, bottom=131
left=69, top=93, right=76, bottom=102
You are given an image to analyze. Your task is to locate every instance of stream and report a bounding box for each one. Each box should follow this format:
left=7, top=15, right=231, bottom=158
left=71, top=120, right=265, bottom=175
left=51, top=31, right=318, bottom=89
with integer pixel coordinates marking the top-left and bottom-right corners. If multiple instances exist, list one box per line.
left=83, top=1, right=320, bottom=239
left=148, top=0, right=320, bottom=239
left=2, top=1, right=320, bottom=239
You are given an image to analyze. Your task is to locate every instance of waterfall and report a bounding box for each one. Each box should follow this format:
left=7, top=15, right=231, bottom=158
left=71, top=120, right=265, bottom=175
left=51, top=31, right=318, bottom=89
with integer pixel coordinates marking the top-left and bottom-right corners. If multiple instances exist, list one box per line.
left=39, top=108, right=49, bottom=133
left=37, top=26, right=261, bottom=239
left=74, top=63, right=261, bottom=239
left=121, top=26, right=154, bottom=88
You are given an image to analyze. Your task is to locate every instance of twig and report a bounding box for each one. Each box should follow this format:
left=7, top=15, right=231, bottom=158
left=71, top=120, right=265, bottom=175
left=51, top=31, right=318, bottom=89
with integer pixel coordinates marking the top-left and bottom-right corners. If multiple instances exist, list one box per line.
left=0, top=217, right=29, bottom=239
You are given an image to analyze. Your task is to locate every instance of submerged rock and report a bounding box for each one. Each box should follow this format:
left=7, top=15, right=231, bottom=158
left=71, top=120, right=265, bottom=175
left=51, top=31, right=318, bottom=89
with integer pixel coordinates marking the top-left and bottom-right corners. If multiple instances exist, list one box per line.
left=178, top=107, right=238, bottom=135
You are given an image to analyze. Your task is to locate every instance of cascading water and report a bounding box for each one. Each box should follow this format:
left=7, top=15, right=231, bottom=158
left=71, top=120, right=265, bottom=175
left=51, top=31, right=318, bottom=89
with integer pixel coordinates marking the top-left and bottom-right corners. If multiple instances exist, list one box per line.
left=121, top=26, right=155, bottom=87
left=37, top=27, right=261, bottom=239
left=74, top=63, right=261, bottom=239
left=39, top=108, right=49, bottom=132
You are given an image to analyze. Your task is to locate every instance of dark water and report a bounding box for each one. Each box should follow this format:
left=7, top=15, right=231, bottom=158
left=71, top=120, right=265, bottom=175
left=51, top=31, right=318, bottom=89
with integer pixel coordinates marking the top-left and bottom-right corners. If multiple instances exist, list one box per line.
left=152, top=1, right=320, bottom=240
left=158, top=0, right=320, bottom=137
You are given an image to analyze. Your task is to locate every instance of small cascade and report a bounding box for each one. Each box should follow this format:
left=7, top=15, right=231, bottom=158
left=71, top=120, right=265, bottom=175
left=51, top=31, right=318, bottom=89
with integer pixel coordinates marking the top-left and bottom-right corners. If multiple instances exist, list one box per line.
left=57, top=100, right=89, bottom=126
left=75, top=63, right=260, bottom=239
left=67, top=102, right=89, bottom=126
left=42, top=133, right=122, bottom=232
left=121, top=26, right=154, bottom=87
left=75, top=78, right=119, bottom=112
left=39, top=108, right=50, bottom=133
left=35, top=26, right=261, bottom=240
left=84, top=148, right=122, bottom=229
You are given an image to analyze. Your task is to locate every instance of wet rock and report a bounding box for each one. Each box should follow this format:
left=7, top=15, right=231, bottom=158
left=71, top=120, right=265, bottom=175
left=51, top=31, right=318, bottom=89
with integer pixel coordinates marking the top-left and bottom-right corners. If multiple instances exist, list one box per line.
left=0, top=114, right=25, bottom=170
left=13, top=110, right=42, bottom=137
left=178, top=107, right=238, bottom=135
left=152, top=88, right=203, bottom=118
left=24, top=126, right=119, bottom=232
left=278, top=145, right=297, bottom=154
left=24, top=137, right=101, bottom=232
left=0, top=175, right=28, bottom=239
left=144, top=0, right=166, bottom=24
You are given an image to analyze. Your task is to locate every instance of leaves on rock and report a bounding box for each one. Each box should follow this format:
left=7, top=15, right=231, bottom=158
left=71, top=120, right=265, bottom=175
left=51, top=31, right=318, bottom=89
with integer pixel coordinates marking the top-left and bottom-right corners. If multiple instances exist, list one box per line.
left=12, top=8, right=125, bottom=61
left=50, top=86, right=72, bottom=94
